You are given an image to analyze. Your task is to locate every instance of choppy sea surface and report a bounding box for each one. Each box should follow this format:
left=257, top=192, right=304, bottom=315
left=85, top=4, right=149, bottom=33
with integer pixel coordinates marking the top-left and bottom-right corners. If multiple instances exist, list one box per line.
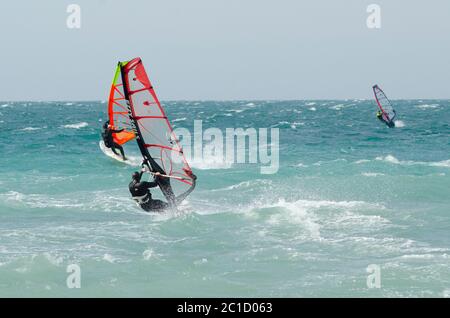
left=0, top=100, right=449, bottom=297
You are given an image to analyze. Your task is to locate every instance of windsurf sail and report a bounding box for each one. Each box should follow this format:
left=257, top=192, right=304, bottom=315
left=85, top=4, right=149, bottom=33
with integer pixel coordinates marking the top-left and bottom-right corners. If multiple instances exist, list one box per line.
left=119, top=57, right=196, bottom=207
left=107, top=63, right=136, bottom=145
left=373, top=85, right=396, bottom=123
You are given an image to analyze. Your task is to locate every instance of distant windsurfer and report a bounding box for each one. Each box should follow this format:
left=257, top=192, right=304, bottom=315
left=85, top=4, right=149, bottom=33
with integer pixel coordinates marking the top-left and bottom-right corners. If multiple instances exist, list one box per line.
left=101, top=121, right=127, bottom=160
left=129, top=169, right=169, bottom=212
left=376, top=110, right=396, bottom=128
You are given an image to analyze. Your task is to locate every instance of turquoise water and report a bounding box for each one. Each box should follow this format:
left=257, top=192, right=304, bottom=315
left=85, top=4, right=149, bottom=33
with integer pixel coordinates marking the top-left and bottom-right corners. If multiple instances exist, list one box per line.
left=0, top=100, right=449, bottom=297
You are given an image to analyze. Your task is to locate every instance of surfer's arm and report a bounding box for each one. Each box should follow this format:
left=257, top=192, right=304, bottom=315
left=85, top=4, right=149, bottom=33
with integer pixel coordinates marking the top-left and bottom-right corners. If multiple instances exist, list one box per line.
left=111, top=128, right=124, bottom=133
left=141, top=181, right=158, bottom=189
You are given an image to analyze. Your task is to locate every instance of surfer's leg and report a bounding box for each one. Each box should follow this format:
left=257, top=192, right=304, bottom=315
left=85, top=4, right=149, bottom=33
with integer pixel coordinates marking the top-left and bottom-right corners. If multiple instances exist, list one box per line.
left=139, top=202, right=152, bottom=212
left=112, top=143, right=127, bottom=160
left=151, top=200, right=169, bottom=211
left=110, top=147, right=119, bottom=155
left=140, top=200, right=168, bottom=212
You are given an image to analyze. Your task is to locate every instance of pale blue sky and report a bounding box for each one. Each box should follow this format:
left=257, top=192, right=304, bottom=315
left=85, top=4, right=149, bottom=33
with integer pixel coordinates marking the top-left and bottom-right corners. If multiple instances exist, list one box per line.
left=1, top=0, right=449, bottom=100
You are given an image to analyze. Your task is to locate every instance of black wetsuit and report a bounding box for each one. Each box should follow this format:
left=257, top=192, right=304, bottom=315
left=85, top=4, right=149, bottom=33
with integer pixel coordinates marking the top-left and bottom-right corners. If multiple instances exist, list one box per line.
left=129, top=172, right=169, bottom=212
left=102, top=126, right=126, bottom=159
left=377, top=111, right=396, bottom=128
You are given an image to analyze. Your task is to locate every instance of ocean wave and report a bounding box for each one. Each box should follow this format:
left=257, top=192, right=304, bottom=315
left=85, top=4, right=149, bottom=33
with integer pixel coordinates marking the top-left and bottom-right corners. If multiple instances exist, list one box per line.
left=142, top=249, right=156, bottom=260
left=330, top=104, right=345, bottom=110
left=375, top=155, right=450, bottom=168
left=244, top=198, right=386, bottom=241
left=62, top=122, right=88, bottom=129
left=312, top=158, right=347, bottom=166
left=290, top=122, right=304, bottom=129
left=271, top=121, right=290, bottom=128
left=443, top=289, right=450, bottom=298
left=188, top=153, right=233, bottom=170
left=394, top=120, right=405, bottom=128
left=361, top=172, right=385, bottom=177
left=211, top=179, right=273, bottom=192
left=172, top=117, right=186, bottom=122
left=309, top=107, right=316, bottom=111
left=416, top=104, right=440, bottom=109
left=1, top=191, right=84, bottom=208
left=431, top=160, right=450, bottom=168
left=258, top=199, right=322, bottom=239
left=0, top=190, right=136, bottom=213
left=103, top=254, right=118, bottom=263
left=20, top=126, right=46, bottom=131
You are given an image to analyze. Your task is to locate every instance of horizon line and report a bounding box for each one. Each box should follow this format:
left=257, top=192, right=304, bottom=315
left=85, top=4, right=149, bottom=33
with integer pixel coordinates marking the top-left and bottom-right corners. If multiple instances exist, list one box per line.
left=2, top=98, right=450, bottom=103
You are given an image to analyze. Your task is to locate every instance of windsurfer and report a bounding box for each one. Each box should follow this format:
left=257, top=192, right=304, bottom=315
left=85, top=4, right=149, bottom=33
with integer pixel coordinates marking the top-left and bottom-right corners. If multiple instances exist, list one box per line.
left=376, top=110, right=396, bottom=127
left=376, top=110, right=384, bottom=123
left=102, top=121, right=127, bottom=160
left=129, top=169, right=169, bottom=212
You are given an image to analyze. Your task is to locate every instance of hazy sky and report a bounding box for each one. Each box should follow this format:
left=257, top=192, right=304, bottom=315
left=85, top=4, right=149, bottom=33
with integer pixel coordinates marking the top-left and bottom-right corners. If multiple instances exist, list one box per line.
left=1, top=0, right=449, bottom=100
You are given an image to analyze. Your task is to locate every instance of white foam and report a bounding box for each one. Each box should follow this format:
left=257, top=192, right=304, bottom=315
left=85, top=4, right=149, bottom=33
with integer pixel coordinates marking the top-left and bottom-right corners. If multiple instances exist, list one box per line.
left=143, top=249, right=155, bottom=260
left=244, top=198, right=385, bottom=241
left=20, top=126, right=44, bottom=131
left=416, top=104, right=439, bottom=109
left=375, top=155, right=450, bottom=168
left=172, top=117, right=186, bottom=122
left=330, top=104, right=344, bottom=110
left=194, top=258, right=208, bottom=265
left=62, top=122, right=88, bottom=129
left=188, top=153, right=233, bottom=170
left=376, top=155, right=400, bottom=164
left=394, top=120, right=405, bottom=128
left=309, top=107, right=316, bottom=111
left=430, top=160, right=450, bottom=168
left=443, top=289, right=450, bottom=298
left=245, top=102, right=255, bottom=106
left=262, top=199, right=322, bottom=239
left=103, top=254, right=117, bottom=263
left=43, top=252, right=64, bottom=266
left=313, top=158, right=347, bottom=166
left=362, top=172, right=385, bottom=177
left=212, top=179, right=272, bottom=192
left=1, top=191, right=83, bottom=209
left=290, top=122, right=304, bottom=129
left=354, top=159, right=370, bottom=164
